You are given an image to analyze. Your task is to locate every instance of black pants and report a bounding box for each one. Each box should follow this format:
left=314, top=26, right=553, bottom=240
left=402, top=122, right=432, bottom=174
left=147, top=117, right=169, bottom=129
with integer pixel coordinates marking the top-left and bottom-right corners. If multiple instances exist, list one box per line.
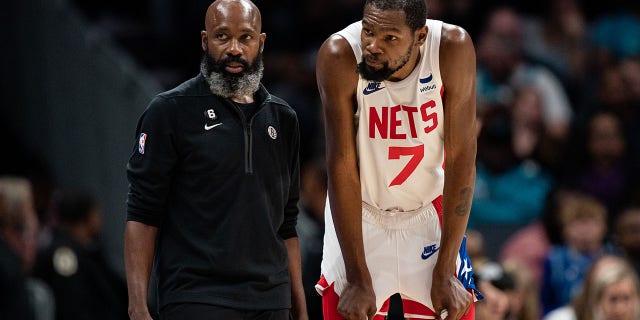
left=160, top=303, right=290, bottom=320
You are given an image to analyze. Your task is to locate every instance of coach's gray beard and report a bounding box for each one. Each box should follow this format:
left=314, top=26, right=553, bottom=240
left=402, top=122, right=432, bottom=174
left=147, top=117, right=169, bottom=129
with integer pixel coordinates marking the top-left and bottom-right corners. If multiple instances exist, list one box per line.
left=200, top=56, right=264, bottom=99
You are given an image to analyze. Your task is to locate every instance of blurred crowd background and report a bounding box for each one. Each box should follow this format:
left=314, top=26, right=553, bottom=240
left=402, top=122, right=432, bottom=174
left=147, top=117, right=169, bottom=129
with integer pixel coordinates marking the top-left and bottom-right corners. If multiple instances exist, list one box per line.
left=2, top=0, right=640, bottom=319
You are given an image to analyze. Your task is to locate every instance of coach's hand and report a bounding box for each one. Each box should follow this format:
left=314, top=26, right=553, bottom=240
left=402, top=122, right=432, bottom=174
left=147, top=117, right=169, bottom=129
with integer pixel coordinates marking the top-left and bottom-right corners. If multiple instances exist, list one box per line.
left=431, top=273, right=472, bottom=320
left=338, top=282, right=377, bottom=320
left=128, top=307, right=153, bottom=320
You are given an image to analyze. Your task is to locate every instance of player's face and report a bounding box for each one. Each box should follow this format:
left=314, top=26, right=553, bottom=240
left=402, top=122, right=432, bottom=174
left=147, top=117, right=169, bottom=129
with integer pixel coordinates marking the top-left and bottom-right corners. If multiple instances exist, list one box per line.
left=358, top=6, right=420, bottom=81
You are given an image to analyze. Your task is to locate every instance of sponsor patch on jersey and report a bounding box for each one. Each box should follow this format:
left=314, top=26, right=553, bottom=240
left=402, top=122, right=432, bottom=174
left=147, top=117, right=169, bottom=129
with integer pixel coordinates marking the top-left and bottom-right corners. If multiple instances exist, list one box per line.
left=421, top=243, right=440, bottom=260
left=420, top=84, right=437, bottom=93
left=138, top=133, right=147, bottom=154
left=204, top=123, right=223, bottom=131
left=267, top=126, right=278, bottom=140
left=363, top=82, right=385, bottom=95
left=419, top=73, right=437, bottom=92
left=419, top=73, right=433, bottom=84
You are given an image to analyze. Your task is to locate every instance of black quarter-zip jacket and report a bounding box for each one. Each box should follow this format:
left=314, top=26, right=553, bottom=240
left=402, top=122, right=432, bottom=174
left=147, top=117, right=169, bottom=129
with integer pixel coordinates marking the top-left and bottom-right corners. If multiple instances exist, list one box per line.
left=126, top=74, right=300, bottom=310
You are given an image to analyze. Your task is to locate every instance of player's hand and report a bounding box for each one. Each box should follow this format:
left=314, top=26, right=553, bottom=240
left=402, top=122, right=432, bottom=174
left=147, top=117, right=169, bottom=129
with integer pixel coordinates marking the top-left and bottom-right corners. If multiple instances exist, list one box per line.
left=431, top=273, right=472, bottom=320
left=337, top=282, right=377, bottom=320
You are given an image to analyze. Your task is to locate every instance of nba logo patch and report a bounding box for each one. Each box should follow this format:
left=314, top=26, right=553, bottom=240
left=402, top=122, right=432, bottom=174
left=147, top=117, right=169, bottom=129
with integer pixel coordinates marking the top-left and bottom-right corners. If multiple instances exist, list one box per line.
left=138, top=133, right=147, bottom=154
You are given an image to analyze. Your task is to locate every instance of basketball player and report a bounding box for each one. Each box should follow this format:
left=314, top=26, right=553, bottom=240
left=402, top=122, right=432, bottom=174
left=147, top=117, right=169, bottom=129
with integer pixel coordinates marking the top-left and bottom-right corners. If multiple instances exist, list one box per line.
left=316, top=0, right=480, bottom=319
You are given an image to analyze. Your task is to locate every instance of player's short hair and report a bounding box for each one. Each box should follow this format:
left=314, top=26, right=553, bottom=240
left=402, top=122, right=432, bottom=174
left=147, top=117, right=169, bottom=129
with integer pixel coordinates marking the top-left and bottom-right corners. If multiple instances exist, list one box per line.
left=365, top=0, right=427, bottom=32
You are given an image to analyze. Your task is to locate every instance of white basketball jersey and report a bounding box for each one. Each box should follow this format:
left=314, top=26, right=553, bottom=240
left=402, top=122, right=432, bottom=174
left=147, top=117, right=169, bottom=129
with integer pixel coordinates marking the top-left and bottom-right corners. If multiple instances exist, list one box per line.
left=337, top=19, right=445, bottom=212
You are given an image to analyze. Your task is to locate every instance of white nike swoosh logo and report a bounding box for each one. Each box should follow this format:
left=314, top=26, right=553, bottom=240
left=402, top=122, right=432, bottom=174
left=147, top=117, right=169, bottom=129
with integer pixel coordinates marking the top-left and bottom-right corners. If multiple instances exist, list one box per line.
left=204, top=123, right=223, bottom=130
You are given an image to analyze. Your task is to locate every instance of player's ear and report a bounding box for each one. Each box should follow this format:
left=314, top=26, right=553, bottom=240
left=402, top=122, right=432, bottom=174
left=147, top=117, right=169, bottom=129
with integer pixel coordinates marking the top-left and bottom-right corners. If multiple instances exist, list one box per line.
left=201, top=30, right=208, bottom=51
left=415, top=26, right=427, bottom=46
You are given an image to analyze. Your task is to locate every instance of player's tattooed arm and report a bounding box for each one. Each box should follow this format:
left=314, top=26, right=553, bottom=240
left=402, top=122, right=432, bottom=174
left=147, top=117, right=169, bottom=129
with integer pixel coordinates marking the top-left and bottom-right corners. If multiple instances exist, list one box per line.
left=432, top=23, right=477, bottom=320
left=454, top=187, right=473, bottom=216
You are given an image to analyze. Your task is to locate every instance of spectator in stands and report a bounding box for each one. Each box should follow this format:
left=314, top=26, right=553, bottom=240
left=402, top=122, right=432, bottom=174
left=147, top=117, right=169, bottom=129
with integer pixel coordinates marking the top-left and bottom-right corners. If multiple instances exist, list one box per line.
left=34, top=189, right=128, bottom=320
left=498, top=186, right=575, bottom=286
left=521, top=0, right=587, bottom=97
left=510, top=86, right=564, bottom=175
left=502, top=259, right=540, bottom=320
left=466, top=229, right=490, bottom=271
left=615, top=58, right=640, bottom=160
left=540, top=191, right=617, bottom=315
left=590, top=2, right=640, bottom=68
left=544, top=255, right=640, bottom=320
left=614, top=206, right=640, bottom=275
left=0, top=177, right=39, bottom=320
left=471, top=108, right=553, bottom=258
left=563, top=110, right=634, bottom=223
left=474, top=261, right=513, bottom=320
left=476, top=7, right=573, bottom=142
left=0, top=177, right=55, bottom=320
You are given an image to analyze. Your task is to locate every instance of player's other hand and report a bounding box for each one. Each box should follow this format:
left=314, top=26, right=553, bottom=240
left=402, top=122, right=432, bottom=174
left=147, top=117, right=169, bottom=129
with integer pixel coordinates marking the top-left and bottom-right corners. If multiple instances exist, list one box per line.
left=431, top=274, right=472, bottom=320
left=337, top=282, right=377, bottom=320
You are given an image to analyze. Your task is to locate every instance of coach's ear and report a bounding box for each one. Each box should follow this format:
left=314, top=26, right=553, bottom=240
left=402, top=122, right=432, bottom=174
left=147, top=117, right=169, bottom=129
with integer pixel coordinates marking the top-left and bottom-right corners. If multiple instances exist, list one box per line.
left=415, top=26, right=428, bottom=46
left=259, top=32, right=266, bottom=53
left=201, top=30, right=208, bottom=51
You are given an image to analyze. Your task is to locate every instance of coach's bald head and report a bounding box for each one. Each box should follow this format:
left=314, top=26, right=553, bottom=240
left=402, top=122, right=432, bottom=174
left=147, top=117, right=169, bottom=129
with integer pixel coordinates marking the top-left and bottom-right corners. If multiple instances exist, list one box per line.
left=204, top=0, right=262, bottom=35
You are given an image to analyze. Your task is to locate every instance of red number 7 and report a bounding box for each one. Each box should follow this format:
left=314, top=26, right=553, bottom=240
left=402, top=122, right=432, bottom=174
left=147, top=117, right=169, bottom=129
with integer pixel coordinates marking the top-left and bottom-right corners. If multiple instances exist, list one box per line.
left=388, top=144, right=424, bottom=186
